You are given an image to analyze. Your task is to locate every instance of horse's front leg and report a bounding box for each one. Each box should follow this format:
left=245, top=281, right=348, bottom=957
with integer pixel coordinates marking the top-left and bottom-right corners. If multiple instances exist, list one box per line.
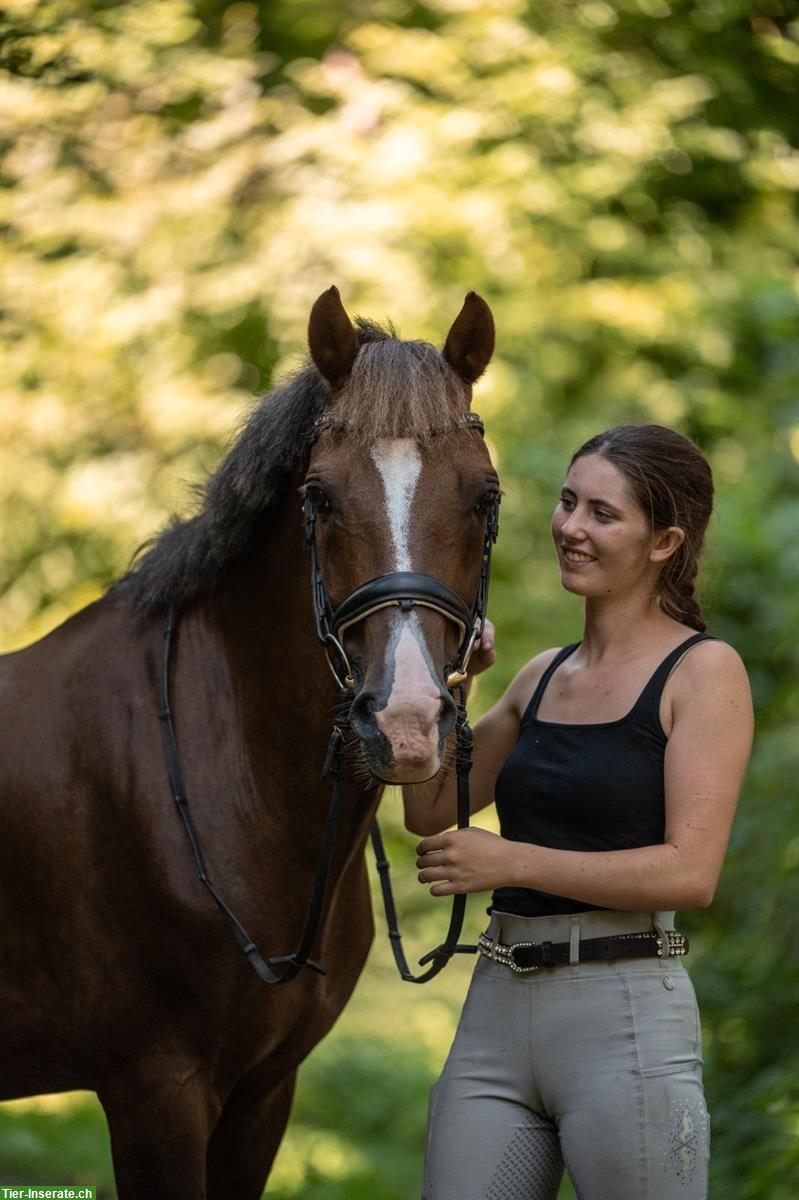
left=206, top=1066, right=297, bottom=1200
left=98, top=1056, right=221, bottom=1200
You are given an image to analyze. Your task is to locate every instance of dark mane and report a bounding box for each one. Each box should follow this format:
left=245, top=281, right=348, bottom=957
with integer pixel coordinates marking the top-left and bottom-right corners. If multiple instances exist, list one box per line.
left=112, top=319, right=470, bottom=617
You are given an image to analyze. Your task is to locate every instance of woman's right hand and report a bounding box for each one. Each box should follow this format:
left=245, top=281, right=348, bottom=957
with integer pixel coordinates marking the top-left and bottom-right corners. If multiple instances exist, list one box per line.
left=467, top=618, right=496, bottom=678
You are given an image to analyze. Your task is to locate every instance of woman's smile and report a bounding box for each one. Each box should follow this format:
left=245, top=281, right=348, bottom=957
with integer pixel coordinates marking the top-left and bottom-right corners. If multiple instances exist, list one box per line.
left=561, top=546, right=597, bottom=565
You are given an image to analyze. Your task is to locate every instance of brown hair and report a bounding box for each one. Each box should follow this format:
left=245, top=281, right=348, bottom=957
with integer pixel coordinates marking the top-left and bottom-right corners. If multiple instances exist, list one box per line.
left=570, top=425, right=714, bottom=631
left=325, top=318, right=469, bottom=445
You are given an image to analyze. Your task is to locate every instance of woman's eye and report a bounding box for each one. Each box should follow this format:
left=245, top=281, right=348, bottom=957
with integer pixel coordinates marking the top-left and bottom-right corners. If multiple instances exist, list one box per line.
left=595, top=510, right=612, bottom=522
left=559, top=495, right=574, bottom=510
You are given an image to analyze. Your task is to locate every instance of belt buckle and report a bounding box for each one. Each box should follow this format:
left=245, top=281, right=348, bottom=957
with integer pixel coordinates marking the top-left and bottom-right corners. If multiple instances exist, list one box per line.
left=656, top=930, right=688, bottom=958
left=507, top=941, right=539, bottom=974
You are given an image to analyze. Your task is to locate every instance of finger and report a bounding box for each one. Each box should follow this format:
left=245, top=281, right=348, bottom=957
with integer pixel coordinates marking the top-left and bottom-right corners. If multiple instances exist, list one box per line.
left=415, top=851, right=446, bottom=868
left=416, top=835, right=447, bottom=855
left=417, top=867, right=450, bottom=883
left=430, top=882, right=459, bottom=896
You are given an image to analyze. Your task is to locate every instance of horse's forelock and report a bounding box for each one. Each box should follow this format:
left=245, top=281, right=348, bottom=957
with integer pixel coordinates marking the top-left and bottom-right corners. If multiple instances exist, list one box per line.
left=327, top=332, right=470, bottom=446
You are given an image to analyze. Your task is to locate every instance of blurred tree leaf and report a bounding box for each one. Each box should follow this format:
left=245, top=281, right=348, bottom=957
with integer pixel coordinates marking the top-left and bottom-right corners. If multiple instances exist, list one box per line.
left=1, top=1, right=797, bottom=1195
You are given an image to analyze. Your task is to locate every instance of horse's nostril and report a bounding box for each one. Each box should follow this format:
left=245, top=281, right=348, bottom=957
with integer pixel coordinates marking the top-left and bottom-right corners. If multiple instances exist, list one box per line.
left=350, top=691, right=377, bottom=738
left=439, top=690, right=457, bottom=738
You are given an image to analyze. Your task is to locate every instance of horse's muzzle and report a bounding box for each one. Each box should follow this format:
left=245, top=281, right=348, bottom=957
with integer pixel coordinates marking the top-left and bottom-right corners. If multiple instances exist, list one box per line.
left=350, top=687, right=457, bottom=783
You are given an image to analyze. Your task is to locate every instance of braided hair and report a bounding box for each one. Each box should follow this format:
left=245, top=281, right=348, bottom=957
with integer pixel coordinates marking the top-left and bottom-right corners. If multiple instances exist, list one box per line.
left=570, top=425, right=714, bottom=632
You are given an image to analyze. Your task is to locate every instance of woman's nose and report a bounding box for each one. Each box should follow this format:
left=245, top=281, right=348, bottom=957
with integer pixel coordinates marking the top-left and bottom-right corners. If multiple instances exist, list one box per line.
left=560, top=509, right=587, bottom=539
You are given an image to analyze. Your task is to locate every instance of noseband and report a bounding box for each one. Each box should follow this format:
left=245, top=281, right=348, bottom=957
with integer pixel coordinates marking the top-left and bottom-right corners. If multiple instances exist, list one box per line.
left=158, top=411, right=499, bottom=985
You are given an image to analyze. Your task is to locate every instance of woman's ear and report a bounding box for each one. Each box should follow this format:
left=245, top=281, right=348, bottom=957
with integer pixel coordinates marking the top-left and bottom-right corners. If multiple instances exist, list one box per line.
left=649, top=526, right=685, bottom=564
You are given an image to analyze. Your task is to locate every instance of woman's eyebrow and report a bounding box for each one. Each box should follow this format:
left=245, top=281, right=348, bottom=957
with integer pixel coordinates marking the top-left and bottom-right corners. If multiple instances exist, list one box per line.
left=561, top=485, right=622, bottom=513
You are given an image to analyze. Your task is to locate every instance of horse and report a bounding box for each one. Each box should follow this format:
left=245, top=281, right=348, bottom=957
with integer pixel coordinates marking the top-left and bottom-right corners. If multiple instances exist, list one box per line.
left=0, top=284, right=498, bottom=1198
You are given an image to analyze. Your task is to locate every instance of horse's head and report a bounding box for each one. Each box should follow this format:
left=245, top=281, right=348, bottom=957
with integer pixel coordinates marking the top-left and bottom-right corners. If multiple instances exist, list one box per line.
left=303, top=286, right=499, bottom=785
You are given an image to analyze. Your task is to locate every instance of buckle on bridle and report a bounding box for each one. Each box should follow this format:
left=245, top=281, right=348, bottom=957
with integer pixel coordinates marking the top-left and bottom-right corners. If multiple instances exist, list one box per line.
left=447, top=616, right=483, bottom=687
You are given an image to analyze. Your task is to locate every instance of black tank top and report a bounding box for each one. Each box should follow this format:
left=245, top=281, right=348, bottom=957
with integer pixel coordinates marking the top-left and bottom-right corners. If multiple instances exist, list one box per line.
left=491, top=633, right=714, bottom=918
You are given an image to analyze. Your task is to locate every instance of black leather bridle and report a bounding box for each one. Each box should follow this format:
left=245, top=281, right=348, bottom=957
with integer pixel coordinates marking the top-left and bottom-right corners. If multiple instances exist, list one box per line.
left=159, top=410, right=499, bottom=985
left=306, top=412, right=496, bottom=697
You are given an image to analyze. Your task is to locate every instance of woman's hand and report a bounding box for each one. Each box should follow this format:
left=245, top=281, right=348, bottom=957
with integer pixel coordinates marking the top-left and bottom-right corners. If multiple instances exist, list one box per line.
left=416, top=827, right=516, bottom=896
left=467, top=618, right=496, bottom=678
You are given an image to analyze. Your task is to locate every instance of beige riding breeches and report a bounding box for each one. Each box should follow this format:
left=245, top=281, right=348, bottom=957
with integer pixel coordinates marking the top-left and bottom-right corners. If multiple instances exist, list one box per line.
left=423, top=908, right=709, bottom=1200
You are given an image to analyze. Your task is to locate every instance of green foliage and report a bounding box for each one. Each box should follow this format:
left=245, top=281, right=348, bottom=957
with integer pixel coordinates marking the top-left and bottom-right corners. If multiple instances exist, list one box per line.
left=0, top=1096, right=115, bottom=1193
left=1, top=0, right=796, bottom=1195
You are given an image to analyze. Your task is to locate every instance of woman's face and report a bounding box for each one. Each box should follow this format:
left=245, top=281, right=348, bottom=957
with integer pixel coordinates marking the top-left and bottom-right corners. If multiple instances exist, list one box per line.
left=551, top=452, right=661, bottom=601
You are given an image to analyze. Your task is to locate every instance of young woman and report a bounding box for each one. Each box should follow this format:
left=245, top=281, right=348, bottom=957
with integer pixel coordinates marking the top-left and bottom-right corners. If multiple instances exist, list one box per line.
left=404, top=425, right=753, bottom=1200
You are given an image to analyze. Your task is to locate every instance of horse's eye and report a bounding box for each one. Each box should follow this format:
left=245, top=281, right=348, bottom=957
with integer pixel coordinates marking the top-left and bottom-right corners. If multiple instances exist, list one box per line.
left=474, top=489, right=499, bottom=516
left=305, top=483, right=332, bottom=513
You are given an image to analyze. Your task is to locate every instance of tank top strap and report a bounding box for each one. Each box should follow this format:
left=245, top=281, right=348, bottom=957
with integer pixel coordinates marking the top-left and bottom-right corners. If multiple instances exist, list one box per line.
left=520, top=643, right=580, bottom=728
left=632, top=632, right=717, bottom=728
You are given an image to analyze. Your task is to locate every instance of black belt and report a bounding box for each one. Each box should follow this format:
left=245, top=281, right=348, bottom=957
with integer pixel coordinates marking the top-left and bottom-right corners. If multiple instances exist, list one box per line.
left=478, top=929, right=689, bottom=974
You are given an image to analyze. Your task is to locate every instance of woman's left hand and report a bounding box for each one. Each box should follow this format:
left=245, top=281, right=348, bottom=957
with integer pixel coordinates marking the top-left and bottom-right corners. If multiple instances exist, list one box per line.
left=416, top=828, right=516, bottom=896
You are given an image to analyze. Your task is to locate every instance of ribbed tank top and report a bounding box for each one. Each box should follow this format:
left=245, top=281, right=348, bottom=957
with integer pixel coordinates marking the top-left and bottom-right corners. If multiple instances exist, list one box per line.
left=491, top=633, right=714, bottom=918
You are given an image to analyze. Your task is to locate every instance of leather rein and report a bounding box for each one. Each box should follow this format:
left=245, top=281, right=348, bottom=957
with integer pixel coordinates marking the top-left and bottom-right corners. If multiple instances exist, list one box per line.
left=158, top=410, right=499, bottom=985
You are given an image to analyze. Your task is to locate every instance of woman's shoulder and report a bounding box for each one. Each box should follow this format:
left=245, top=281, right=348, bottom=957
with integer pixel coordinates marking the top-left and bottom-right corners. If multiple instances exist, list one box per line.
left=667, top=635, right=752, bottom=708
left=504, top=646, right=568, bottom=723
left=675, top=633, right=747, bottom=674
left=658, top=635, right=753, bottom=751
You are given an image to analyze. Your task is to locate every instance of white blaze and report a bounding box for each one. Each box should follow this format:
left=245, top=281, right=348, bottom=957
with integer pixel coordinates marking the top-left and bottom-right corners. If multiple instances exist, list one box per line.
left=370, top=439, right=421, bottom=571
left=370, top=439, right=441, bottom=769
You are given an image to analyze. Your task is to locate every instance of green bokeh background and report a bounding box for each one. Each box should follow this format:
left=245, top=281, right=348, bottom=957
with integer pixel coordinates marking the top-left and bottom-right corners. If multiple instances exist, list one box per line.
left=1, top=1, right=797, bottom=1196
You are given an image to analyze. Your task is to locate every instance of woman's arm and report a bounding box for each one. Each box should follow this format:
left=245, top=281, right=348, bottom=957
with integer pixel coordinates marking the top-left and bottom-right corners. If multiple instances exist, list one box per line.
left=416, top=641, right=754, bottom=909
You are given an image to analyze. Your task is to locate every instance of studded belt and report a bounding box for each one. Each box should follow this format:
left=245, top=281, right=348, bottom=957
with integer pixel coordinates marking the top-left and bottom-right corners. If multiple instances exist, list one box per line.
left=478, top=929, right=689, bottom=974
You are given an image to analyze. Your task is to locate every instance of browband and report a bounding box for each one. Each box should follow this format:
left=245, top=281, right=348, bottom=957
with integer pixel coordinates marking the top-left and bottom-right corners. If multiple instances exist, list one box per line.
left=309, top=410, right=485, bottom=443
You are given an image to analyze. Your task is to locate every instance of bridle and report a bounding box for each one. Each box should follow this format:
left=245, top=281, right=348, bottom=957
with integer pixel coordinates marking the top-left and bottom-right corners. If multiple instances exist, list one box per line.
left=304, top=409, right=499, bottom=982
left=306, top=410, right=496, bottom=692
left=158, top=410, right=499, bottom=985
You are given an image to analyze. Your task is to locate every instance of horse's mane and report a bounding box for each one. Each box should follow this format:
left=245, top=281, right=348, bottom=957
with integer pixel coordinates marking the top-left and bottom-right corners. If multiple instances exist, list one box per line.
left=113, top=319, right=469, bottom=617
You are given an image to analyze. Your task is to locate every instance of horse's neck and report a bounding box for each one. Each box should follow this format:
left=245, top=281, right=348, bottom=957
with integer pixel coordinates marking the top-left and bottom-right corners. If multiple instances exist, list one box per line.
left=210, top=494, right=322, bottom=707
left=133, top=493, right=376, bottom=947
left=177, top=491, right=368, bottom=841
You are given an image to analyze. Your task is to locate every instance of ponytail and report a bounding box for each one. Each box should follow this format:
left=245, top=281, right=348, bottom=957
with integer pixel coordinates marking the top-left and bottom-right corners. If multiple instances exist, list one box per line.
left=658, top=548, right=706, bottom=632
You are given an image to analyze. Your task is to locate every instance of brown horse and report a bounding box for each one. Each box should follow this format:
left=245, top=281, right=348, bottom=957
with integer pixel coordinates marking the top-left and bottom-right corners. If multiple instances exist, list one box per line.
left=0, top=286, right=498, bottom=1198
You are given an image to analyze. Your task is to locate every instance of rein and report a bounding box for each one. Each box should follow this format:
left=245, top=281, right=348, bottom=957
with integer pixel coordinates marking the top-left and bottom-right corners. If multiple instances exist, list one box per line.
left=159, top=611, right=344, bottom=984
left=158, top=410, right=499, bottom=985
left=368, top=690, right=479, bottom=983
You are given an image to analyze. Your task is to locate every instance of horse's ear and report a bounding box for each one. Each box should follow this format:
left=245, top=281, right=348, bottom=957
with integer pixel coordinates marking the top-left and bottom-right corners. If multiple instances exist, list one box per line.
left=308, top=285, right=359, bottom=388
left=442, top=292, right=495, bottom=384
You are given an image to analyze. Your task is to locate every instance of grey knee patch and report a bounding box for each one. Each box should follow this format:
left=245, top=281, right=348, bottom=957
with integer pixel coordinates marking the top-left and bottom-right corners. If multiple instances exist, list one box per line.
left=665, top=1098, right=709, bottom=1186
left=485, top=1117, right=563, bottom=1200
